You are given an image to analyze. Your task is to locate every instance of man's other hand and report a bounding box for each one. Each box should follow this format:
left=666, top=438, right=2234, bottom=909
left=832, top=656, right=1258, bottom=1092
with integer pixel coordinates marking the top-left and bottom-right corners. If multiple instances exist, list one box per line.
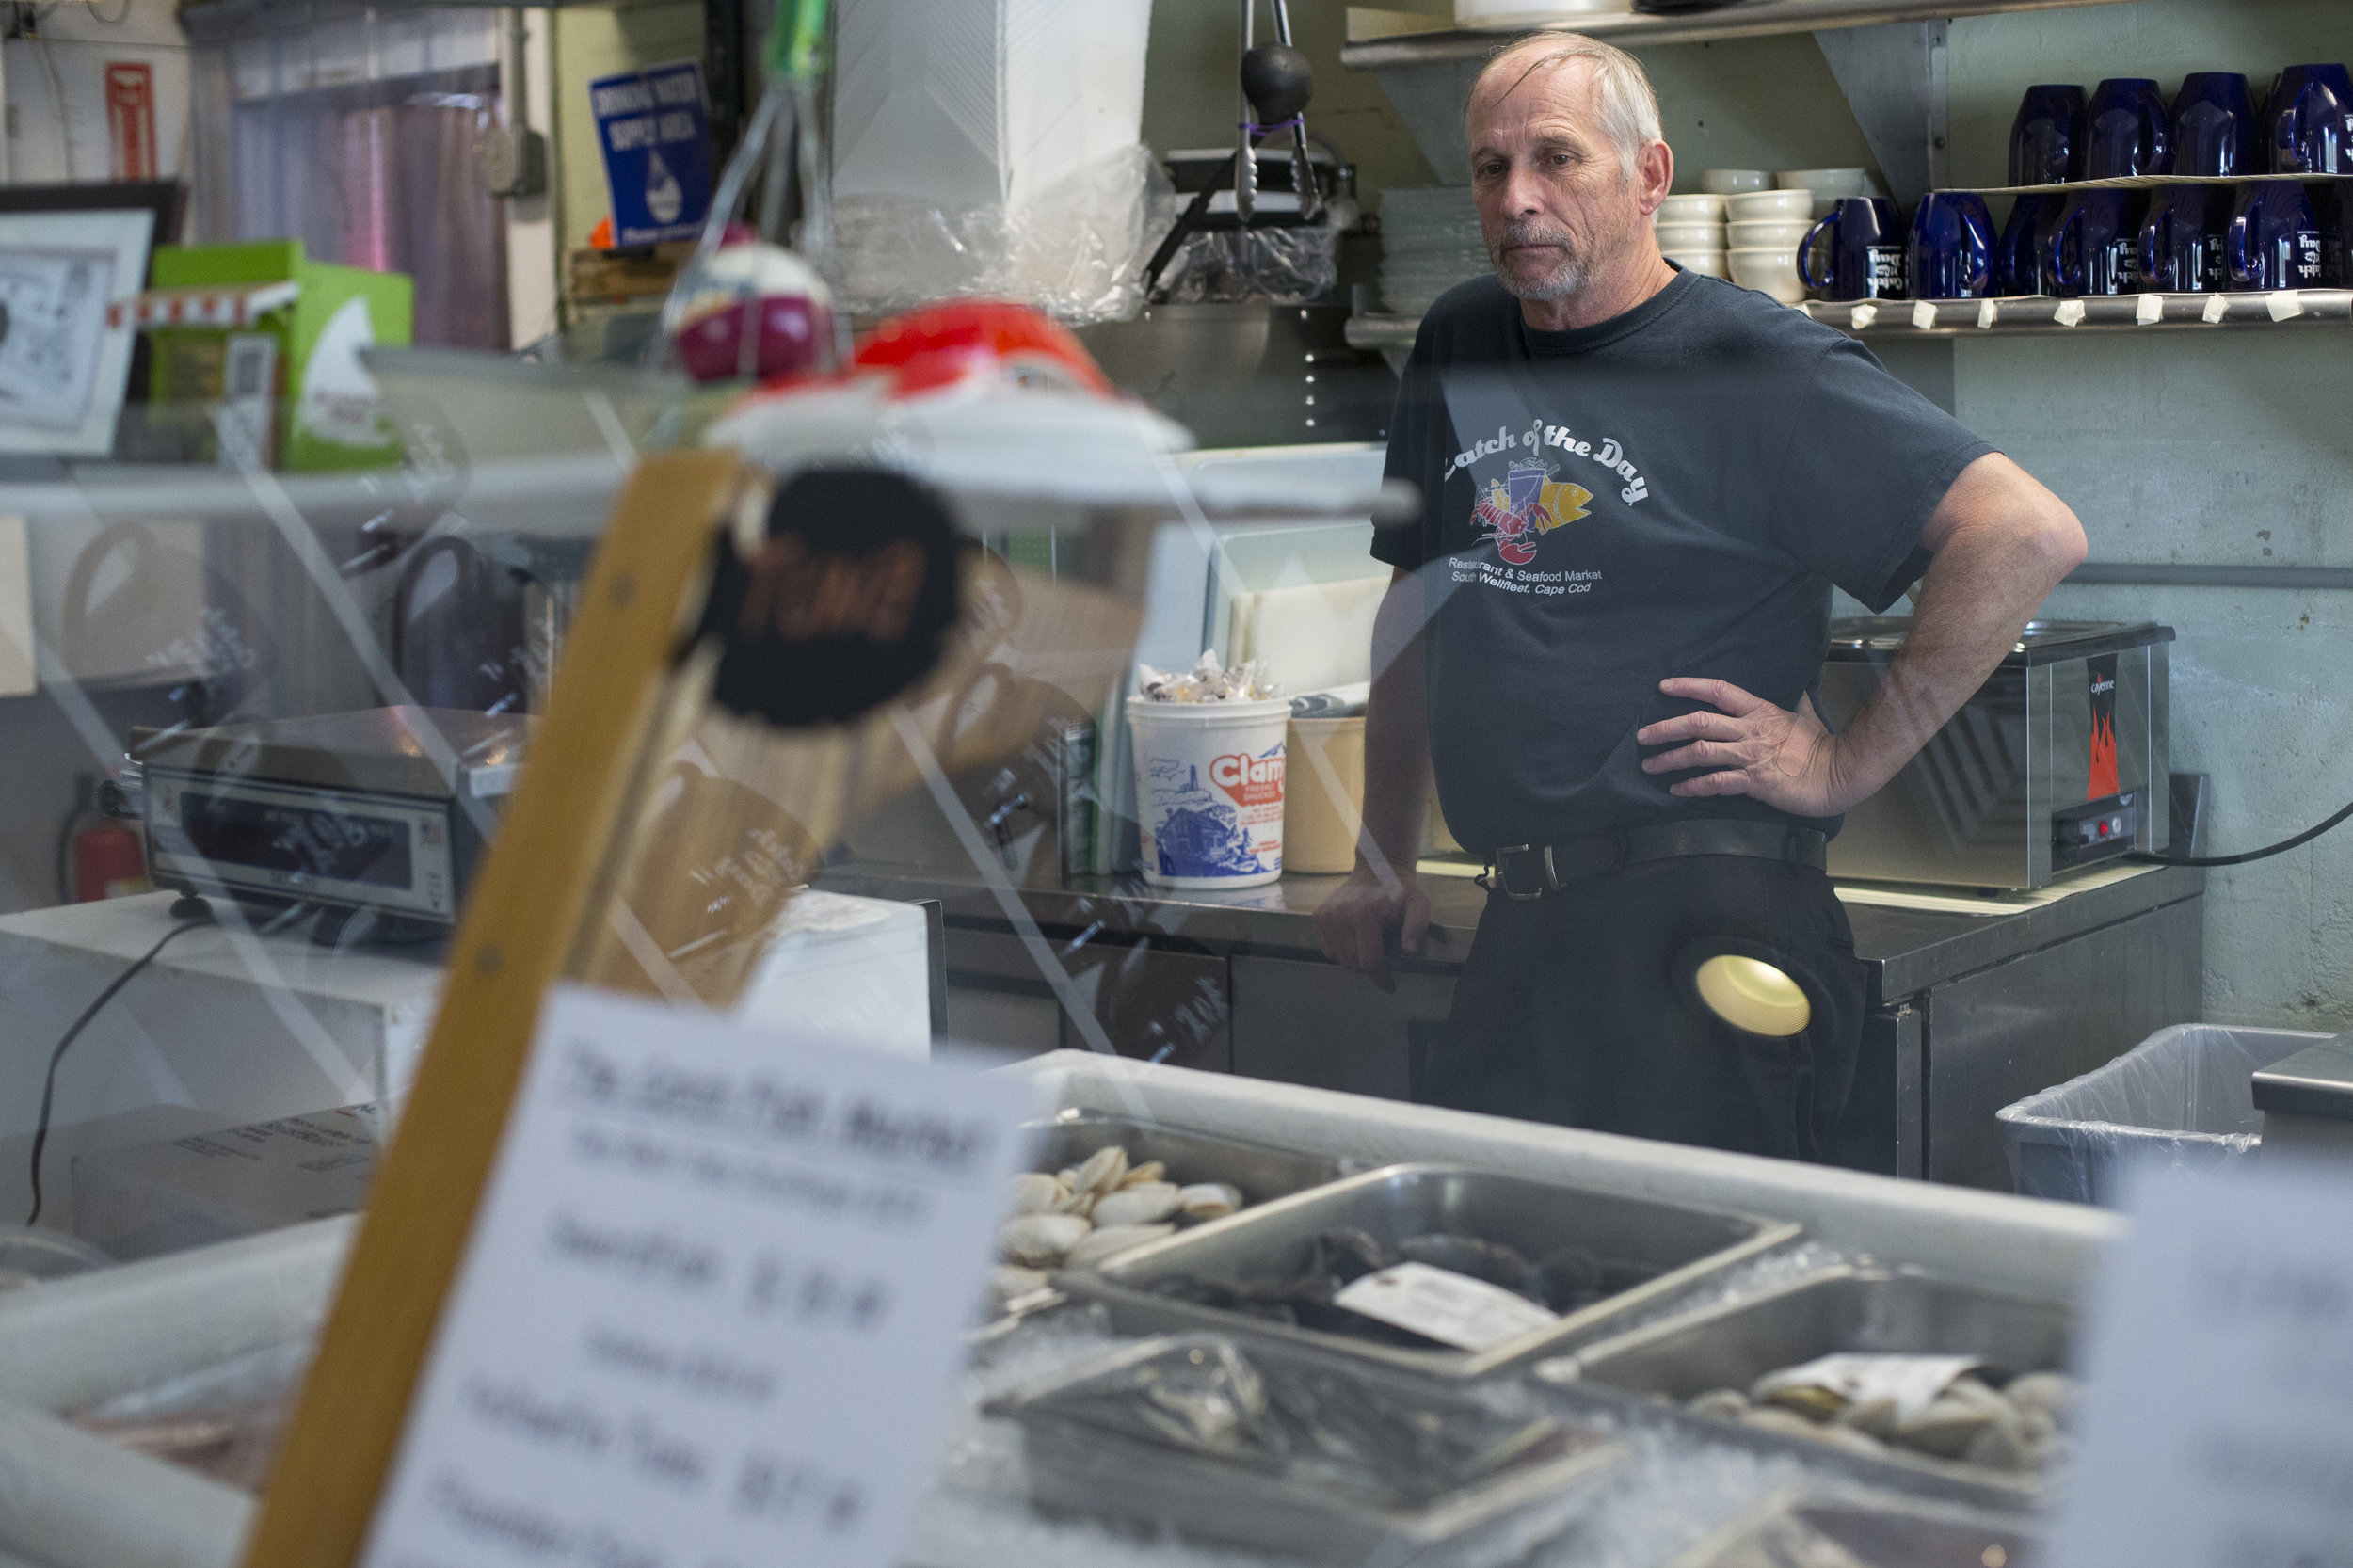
left=1637, top=679, right=1859, bottom=818
left=1315, top=865, right=1432, bottom=994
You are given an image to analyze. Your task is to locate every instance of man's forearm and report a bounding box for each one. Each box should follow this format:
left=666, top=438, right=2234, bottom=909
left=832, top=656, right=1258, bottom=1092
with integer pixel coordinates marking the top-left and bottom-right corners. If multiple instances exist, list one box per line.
left=1358, top=568, right=1431, bottom=879
left=1832, top=512, right=2084, bottom=805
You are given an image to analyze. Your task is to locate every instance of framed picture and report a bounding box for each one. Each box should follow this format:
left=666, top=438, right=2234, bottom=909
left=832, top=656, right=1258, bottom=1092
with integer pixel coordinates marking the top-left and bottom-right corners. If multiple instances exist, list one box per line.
left=0, top=209, right=153, bottom=456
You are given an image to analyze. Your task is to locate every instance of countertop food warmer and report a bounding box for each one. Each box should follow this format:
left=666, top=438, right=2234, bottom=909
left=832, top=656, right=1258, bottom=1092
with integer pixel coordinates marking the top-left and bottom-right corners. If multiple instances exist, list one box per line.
left=820, top=843, right=2205, bottom=1193
left=1818, top=618, right=2175, bottom=891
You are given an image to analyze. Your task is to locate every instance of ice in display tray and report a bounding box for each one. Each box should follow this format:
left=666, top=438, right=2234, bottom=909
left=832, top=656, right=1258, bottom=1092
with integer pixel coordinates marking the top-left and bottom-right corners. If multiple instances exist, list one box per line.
left=984, top=1332, right=1625, bottom=1566
left=1667, top=1488, right=2041, bottom=1568
left=1550, top=1264, right=2073, bottom=1496
left=1058, top=1163, right=1801, bottom=1377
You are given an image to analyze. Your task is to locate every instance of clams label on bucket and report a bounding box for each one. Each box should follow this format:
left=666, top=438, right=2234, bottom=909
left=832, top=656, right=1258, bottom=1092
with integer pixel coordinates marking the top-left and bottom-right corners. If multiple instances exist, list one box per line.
left=1141, top=744, right=1285, bottom=881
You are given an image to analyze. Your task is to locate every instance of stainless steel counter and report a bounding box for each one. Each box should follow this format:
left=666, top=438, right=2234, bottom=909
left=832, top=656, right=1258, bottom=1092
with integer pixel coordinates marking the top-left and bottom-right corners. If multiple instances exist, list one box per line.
left=818, top=859, right=2202, bottom=998
left=817, top=859, right=2205, bottom=1192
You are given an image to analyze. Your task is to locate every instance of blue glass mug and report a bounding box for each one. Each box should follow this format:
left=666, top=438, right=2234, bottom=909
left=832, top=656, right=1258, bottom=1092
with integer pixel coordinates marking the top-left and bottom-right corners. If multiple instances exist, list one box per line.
left=2172, top=72, right=2259, bottom=178
left=2140, top=185, right=2231, bottom=292
left=2009, top=84, right=2089, bottom=185
left=2086, top=78, right=2173, bottom=179
left=1995, top=194, right=2065, bottom=295
left=2046, top=189, right=2150, bottom=296
left=1908, top=192, right=1994, bottom=298
left=1799, top=198, right=1908, bottom=300
left=2270, top=63, right=2353, bottom=173
left=2230, top=181, right=2325, bottom=289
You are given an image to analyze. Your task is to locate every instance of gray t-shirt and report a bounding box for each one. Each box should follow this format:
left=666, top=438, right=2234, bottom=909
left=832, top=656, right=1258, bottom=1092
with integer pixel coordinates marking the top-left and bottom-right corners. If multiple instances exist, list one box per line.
left=1375, top=270, right=1994, bottom=856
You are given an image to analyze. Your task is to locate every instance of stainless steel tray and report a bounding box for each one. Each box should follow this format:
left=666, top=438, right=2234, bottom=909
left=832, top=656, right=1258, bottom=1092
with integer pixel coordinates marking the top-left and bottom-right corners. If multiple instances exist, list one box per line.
left=1556, top=1264, right=2073, bottom=1495
left=1059, top=1162, right=1802, bottom=1377
left=1023, top=1111, right=1346, bottom=1208
left=985, top=1332, right=1625, bottom=1567
left=1668, top=1488, right=2041, bottom=1568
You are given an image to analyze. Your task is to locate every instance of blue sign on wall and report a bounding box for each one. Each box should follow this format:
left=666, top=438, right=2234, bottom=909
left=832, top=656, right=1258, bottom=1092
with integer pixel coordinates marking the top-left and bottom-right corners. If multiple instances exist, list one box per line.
left=588, top=59, right=713, bottom=247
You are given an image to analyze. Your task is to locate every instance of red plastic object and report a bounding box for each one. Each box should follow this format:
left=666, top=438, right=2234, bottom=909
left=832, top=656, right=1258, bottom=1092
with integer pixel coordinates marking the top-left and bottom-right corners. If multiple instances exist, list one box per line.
left=853, top=301, right=1115, bottom=398
left=73, top=820, right=150, bottom=903
left=674, top=294, right=830, bottom=382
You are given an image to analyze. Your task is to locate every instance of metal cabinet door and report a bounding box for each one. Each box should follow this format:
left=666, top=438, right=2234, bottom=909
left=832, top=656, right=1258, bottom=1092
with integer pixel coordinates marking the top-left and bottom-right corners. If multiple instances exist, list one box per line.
left=1924, top=895, right=2202, bottom=1191
left=1229, top=955, right=1455, bottom=1101
left=941, top=924, right=1231, bottom=1071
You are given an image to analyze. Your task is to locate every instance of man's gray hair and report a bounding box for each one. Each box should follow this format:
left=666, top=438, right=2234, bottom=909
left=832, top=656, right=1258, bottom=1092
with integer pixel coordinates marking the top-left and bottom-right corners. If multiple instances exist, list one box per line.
left=1467, top=31, right=1664, bottom=181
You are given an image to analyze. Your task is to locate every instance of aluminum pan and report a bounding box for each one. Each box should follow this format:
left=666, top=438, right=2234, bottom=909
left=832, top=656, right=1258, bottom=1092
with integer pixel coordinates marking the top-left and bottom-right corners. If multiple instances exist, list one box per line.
left=1060, top=1162, right=1801, bottom=1377
left=1560, top=1264, right=2073, bottom=1495
left=986, top=1333, right=1624, bottom=1566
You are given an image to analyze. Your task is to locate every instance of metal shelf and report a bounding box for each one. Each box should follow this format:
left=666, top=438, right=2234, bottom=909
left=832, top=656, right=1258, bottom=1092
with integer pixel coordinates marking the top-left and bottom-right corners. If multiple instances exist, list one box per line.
left=1340, top=0, right=2134, bottom=66
left=1348, top=291, right=2353, bottom=349
left=1802, top=290, right=2353, bottom=335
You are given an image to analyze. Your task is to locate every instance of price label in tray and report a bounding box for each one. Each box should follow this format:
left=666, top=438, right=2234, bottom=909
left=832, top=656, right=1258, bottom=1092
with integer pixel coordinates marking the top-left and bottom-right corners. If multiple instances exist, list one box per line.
left=357, top=984, right=1033, bottom=1568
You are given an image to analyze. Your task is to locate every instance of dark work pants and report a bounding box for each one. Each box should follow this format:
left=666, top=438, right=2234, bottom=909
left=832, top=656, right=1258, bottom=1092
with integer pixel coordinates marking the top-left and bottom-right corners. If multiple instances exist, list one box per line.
left=1417, top=855, right=1867, bottom=1162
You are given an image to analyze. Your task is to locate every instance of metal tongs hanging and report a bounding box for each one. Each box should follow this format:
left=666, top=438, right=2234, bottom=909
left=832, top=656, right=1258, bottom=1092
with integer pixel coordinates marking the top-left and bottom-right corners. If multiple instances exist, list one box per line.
left=1141, top=0, right=1322, bottom=299
left=1237, top=0, right=1321, bottom=226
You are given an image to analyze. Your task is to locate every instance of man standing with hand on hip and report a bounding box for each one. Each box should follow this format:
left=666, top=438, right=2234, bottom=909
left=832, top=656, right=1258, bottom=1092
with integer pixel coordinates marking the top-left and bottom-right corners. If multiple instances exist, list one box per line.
left=1314, top=32, right=2087, bottom=1160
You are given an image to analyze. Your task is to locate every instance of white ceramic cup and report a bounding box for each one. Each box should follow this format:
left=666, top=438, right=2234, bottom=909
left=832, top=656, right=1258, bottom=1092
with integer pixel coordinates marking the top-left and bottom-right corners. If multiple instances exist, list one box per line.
left=1657, top=193, right=1726, bottom=223
left=1726, top=189, right=1814, bottom=222
left=1665, top=250, right=1730, bottom=279
left=1730, top=246, right=1808, bottom=304
left=1726, top=218, right=1816, bottom=249
left=1654, top=221, right=1725, bottom=249
left=1700, top=168, right=1770, bottom=195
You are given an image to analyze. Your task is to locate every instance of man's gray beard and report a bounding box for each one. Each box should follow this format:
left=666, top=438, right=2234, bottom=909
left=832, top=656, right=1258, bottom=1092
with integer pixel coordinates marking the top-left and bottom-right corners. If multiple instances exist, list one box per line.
left=1489, top=232, right=1593, bottom=301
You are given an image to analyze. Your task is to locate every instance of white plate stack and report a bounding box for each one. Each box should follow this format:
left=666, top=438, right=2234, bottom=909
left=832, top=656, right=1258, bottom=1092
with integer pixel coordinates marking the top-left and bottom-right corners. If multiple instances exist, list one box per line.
left=1656, top=193, right=1728, bottom=280
left=1379, top=186, right=1490, bottom=315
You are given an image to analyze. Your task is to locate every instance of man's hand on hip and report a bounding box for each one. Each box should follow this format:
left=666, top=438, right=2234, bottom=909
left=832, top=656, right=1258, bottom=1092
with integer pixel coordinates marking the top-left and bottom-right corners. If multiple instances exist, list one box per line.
left=1315, top=864, right=1432, bottom=994
left=1637, top=678, right=1862, bottom=818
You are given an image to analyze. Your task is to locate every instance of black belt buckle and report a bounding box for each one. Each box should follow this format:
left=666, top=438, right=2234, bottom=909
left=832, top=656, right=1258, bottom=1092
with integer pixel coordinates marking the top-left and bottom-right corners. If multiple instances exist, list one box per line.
left=1481, top=842, right=1556, bottom=900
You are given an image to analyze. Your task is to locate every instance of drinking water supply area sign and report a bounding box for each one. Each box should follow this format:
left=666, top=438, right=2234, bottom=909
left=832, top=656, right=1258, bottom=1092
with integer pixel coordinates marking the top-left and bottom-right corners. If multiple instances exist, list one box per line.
left=589, top=60, right=713, bottom=247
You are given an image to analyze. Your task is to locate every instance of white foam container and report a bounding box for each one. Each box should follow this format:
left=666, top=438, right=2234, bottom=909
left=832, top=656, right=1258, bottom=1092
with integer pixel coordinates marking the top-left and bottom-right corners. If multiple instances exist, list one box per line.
left=1127, top=696, right=1289, bottom=888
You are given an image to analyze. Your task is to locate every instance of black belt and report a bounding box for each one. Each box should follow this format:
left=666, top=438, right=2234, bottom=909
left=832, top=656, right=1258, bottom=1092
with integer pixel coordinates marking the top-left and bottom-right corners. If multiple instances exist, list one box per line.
left=1478, top=820, right=1828, bottom=900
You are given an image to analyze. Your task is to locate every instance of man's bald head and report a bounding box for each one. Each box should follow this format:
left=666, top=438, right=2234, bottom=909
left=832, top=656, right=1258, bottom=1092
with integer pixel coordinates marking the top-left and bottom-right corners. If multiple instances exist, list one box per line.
left=1465, top=31, right=1662, bottom=183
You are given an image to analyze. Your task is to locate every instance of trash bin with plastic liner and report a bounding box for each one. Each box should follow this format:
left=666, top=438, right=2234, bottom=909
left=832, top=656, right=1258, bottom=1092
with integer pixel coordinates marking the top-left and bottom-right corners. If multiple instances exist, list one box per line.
left=1996, top=1023, right=2331, bottom=1205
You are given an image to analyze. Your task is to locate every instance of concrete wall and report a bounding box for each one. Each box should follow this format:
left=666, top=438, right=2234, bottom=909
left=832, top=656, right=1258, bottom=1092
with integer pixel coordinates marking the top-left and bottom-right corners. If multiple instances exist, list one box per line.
left=1940, top=0, right=2353, bottom=1029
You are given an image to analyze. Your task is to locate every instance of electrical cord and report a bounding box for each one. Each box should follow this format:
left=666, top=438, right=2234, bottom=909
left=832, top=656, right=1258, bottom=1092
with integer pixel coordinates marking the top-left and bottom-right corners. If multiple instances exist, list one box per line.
left=2126, top=794, right=2353, bottom=869
left=24, top=895, right=213, bottom=1226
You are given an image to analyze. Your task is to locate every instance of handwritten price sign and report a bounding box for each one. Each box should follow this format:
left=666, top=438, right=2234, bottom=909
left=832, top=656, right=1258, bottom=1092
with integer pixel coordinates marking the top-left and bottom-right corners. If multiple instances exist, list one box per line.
left=358, top=985, right=1032, bottom=1568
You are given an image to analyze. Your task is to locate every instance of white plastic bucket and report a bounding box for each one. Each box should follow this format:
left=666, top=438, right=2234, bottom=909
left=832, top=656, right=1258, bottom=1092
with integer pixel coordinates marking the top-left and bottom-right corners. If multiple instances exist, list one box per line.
left=1126, top=695, right=1289, bottom=888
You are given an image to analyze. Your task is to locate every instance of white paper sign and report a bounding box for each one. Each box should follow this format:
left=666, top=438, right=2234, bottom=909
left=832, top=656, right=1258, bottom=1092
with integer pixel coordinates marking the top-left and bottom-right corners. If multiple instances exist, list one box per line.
left=1752, top=1352, right=1984, bottom=1422
left=359, top=984, right=1034, bottom=1568
left=2048, top=1163, right=2353, bottom=1567
left=1334, top=1261, right=1557, bottom=1352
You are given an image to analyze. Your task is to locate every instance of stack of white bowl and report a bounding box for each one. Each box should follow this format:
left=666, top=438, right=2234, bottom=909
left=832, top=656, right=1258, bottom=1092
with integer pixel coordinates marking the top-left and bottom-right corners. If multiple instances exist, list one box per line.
left=1725, top=188, right=1816, bottom=305
left=1378, top=186, right=1491, bottom=316
left=1777, top=167, right=1887, bottom=220
left=1655, top=192, right=1728, bottom=278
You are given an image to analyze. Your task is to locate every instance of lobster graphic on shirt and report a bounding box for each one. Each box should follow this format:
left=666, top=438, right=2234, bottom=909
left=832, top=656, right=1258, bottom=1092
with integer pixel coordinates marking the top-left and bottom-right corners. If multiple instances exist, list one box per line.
left=1473, top=459, right=1593, bottom=566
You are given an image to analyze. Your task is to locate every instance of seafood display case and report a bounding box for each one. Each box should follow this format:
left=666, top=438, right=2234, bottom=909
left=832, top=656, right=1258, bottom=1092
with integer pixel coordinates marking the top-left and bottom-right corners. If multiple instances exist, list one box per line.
left=1062, top=1163, right=1799, bottom=1377
left=0, top=1049, right=2111, bottom=1568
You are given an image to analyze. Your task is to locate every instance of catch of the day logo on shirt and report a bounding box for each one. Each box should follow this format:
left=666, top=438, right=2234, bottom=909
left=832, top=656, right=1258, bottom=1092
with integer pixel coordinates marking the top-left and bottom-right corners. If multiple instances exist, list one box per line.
left=1474, top=459, right=1591, bottom=566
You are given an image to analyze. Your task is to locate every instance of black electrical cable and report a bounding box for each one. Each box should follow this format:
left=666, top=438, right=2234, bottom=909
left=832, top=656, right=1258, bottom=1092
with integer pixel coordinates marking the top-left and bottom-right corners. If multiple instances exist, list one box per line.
left=24, top=896, right=213, bottom=1226
left=2127, top=794, right=2353, bottom=869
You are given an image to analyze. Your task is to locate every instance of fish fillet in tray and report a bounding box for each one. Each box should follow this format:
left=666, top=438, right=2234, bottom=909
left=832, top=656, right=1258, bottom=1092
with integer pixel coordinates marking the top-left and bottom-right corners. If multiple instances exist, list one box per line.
left=1545, top=1265, right=2076, bottom=1497
left=1055, top=1162, right=1801, bottom=1377
left=984, top=1331, right=1625, bottom=1566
